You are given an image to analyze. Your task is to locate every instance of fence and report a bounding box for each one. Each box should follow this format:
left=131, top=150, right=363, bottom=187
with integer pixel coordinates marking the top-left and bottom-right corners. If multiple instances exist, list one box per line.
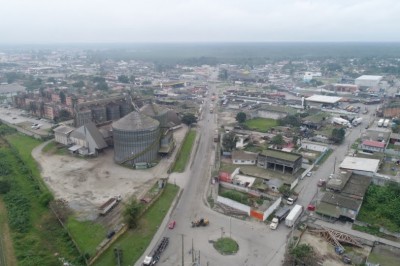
left=263, top=197, right=282, bottom=221
left=220, top=181, right=279, bottom=201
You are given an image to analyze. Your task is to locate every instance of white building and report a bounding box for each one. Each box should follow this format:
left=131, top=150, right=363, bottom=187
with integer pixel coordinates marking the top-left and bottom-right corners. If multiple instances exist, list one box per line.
left=339, top=157, right=380, bottom=175
left=305, top=95, right=342, bottom=107
left=355, top=75, right=383, bottom=88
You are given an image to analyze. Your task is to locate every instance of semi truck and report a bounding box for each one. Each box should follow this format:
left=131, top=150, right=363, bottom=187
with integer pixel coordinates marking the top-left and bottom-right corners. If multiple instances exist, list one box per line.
left=285, top=204, right=303, bottom=227
left=332, top=117, right=350, bottom=127
left=378, top=119, right=384, bottom=127
left=383, top=119, right=390, bottom=128
left=270, top=207, right=291, bottom=230
left=98, top=195, right=122, bottom=216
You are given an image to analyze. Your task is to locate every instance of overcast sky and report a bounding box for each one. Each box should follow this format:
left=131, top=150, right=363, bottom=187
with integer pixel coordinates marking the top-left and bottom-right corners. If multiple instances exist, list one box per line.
left=1, top=0, right=400, bottom=43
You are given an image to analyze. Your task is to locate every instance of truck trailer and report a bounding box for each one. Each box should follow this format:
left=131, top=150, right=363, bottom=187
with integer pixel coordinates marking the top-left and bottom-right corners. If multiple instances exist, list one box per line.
left=285, top=204, right=303, bottom=227
left=99, top=195, right=122, bottom=216
left=383, top=119, right=390, bottom=127
left=378, top=119, right=384, bottom=127
left=332, top=117, right=350, bottom=127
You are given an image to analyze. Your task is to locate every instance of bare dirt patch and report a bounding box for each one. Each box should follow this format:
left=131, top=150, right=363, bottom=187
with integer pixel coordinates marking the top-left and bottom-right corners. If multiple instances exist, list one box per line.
left=32, top=127, right=188, bottom=220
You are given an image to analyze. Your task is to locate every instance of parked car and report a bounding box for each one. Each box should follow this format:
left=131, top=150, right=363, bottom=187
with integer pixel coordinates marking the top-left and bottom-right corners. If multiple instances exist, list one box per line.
left=317, top=179, right=326, bottom=187
left=168, top=220, right=176, bottom=229
left=306, top=171, right=312, bottom=177
left=307, top=204, right=316, bottom=211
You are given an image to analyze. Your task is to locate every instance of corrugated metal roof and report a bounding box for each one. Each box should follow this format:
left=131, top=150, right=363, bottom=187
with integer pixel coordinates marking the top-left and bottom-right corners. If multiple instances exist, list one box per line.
left=362, top=140, right=385, bottom=148
left=112, top=111, right=159, bottom=131
left=306, top=95, right=342, bottom=104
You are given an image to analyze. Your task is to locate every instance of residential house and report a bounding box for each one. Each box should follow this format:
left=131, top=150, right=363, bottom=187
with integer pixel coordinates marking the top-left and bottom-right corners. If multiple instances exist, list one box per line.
left=360, top=140, right=385, bottom=153
left=231, top=150, right=257, bottom=165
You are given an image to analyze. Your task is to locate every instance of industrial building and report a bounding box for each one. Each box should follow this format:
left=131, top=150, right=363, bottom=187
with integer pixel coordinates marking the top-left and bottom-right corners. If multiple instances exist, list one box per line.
left=305, top=95, right=342, bottom=108
left=112, top=111, right=161, bottom=166
left=257, top=149, right=302, bottom=174
left=355, top=75, right=383, bottom=88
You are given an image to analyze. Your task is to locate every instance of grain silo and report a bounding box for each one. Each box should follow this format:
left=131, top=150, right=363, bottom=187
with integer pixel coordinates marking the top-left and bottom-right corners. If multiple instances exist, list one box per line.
left=75, top=109, right=92, bottom=127
left=106, top=103, right=121, bottom=121
left=92, top=105, right=107, bottom=124
left=119, top=101, right=133, bottom=118
left=112, top=111, right=160, bottom=165
left=140, top=103, right=169, bottom=128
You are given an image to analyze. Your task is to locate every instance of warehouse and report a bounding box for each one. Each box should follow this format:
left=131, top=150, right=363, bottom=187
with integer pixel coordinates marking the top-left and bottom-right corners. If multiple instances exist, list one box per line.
left=305, top=95, right=342, bottom=108
left=355, top=75, right=383, bottom=88
left=339, top=157, right=380, bottom=175
left=257, top=149, right=302, bottom=174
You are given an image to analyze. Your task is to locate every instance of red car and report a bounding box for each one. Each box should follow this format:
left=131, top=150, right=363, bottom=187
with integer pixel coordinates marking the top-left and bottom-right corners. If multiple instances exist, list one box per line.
left=168, top=220, right=176, bottom=229
left=307, top=204, right=316, bottom=211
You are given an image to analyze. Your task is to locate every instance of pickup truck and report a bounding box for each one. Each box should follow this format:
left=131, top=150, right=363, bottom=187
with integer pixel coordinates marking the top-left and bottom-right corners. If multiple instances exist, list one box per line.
left=286, top=194, right=298, bottom=205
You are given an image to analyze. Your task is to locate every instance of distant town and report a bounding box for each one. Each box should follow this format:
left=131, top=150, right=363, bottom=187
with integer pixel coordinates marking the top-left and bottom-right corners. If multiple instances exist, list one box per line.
left=0, top=46, right=400, bottom=266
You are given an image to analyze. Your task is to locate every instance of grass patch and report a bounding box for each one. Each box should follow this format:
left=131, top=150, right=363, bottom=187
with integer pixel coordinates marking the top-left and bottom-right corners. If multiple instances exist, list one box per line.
left=244, top=118, right=278, bottom=133
left=42, top=140, right=68, bottom=155
left=213, top=237, right=239, bottom=255
left=1, top=133, right=84, bottom=265
left=172, top=129, right=196, bottom=173
left=352, top=224, right=384, bottom=237
left=94, top=184, right=179, bottom=266
left=67, top=218, right=107, bottom=257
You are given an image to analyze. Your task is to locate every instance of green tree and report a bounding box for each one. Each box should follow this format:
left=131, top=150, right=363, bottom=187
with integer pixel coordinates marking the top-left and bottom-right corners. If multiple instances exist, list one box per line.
left=218, top=69, right=228, bottom=80
left=270, top=134, right=286, bottom=148
left=47, top=77, right=56, bottom=84
left=73, top=80, right=85, bottom=88
left=236, top=112, right=247, bottom=123
left=278, top=115, right=301, bottom=127
left=0, top=180, right=11, bottom=194
left=181, top=113, right=197, bottom=126
left=222, top=132, right=237, bottom=151
left=59, top=91, right=66, bottom=104
left=58, top=109, right=71, bottom=121
left=95, top=81, right=109, bottom=91
left=123, top=199, right=142, bottom=229
left=118, top=75, right=130, bottom=83
left=331, top=128, right=345, bottom=144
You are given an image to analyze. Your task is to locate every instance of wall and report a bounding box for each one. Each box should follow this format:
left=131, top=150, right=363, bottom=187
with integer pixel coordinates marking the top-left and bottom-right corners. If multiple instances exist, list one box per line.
left=263, top=197, right=282, bottom=221
left=301, top=141, right=328, bottom=152
left=257, top=110, right=286, bottom=120
left=217, top=196, right=250, bottom=215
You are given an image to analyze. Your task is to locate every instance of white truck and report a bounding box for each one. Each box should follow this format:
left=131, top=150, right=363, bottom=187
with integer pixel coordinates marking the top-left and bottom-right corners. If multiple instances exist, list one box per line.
left=270, top=207, right=291, bottom=230
left=352, top=117, right=363, bottom=126
left=378, top=119, right=384, bottom=127
left=383, top=119, right=390, bottom=128
left=332, top=117, right=350, bottom=127
left=98, top=195, right=122, bottom=216
left=285, top=204, right=303, bottom=227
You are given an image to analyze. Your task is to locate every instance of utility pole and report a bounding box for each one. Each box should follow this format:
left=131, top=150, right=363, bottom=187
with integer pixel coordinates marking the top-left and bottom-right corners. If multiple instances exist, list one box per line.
left=192, top=238, right=194, bottom=263
left=181, top=234, right=185, bottom=266
left=333, top=156, right=337, bottom=174
left=229, top=216, right=232, bottom=238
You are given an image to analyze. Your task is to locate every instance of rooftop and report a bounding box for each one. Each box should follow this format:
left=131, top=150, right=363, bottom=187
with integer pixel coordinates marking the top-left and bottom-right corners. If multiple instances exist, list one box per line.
left=355, top=75, right=383, bottom=81
left=306, top=95, right=342, bottom=104
left=340, top=156, right=380, bottom=173
left=112, top=111, right=159, bottom=132
left=53, top=125, right=74, bottom=135
left=231, top=150, right=258, bottom=161
left=362, top=140, right=385, bottom=148
left=321, top=192, right=362, bottom=211
left=259, top=149, right=301, bottom=162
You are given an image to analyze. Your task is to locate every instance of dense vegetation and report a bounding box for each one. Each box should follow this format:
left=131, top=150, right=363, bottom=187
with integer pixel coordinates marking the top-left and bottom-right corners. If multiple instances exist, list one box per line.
left=357, top=183, right=400, bottom=233
left=0, top=134, right=84, bottom=265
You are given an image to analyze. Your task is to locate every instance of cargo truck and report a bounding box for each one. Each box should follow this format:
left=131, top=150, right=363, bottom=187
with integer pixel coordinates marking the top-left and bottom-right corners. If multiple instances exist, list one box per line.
left=99, top=195, right=122, bottom=216
left=270, top=207, right=291, bottom=230
left=352, top=117, right=363, bottom=126
left=285, top=204, right=303, bottom=227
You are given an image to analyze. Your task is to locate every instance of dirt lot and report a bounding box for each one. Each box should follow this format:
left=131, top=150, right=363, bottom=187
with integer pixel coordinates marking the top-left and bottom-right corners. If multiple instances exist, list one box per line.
left=218, top=110, right=236, bottom=125
left=299, top=231, right=371, bottom=266
left=32, top=126, right=187, bottom=220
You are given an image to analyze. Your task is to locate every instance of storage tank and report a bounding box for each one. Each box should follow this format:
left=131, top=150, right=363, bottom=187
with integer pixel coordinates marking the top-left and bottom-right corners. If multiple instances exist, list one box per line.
left=112, top=111, right=160, bottom=165
left=92, top=106, right=107, bottom=124
left=140, top=103, right=169, bottom=128
left=106, top=103, right=121, bottom=121
left=75, top=109, right=92, bottom=127
left=119, top=102, right=133, bottom=118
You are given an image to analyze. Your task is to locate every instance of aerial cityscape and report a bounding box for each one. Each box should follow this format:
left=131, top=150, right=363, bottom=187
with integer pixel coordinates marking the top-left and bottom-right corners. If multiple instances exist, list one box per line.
left=1, top=1, right=400, bottom=266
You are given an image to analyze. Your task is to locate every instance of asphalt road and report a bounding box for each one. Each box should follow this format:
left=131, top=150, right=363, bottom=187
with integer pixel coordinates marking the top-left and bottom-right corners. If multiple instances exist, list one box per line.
left=137, top=83, right=376, bottom=266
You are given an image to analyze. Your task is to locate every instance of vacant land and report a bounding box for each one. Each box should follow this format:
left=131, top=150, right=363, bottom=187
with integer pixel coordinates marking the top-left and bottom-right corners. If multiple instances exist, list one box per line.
left=357, top=183, right=400, bottom=233
left=244, top=118, right=278, bottom=132
left=172, top=129, right=196, bottom=172
left=94, top=184, right=179, bottom=266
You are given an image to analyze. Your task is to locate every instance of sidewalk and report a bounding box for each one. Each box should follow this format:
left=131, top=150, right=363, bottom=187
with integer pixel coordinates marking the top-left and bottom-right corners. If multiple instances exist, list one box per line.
left=314, top=220, right=400, bottom=249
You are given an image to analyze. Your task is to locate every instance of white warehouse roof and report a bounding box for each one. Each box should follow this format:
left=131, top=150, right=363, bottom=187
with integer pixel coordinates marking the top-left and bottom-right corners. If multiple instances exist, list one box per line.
left=306, top=95, right=342, bottom=104
left=355, top=75, right=383, bottom=81
left=339, top=157, right=380, bottom=173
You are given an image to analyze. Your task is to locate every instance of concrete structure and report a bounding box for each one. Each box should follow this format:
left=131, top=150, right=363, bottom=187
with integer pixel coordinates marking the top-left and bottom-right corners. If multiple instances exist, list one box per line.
left=69, top=122, right=108, bottom=155
left=53, top=125, right=74, bottom=145
left=332, top=84, right=359, bottom=93
left=0, top=83, right=25, bottom=103
left=112, top=111, right=160, bottom=165
left=257, top=149, right=302, bottom=174
left=231, top=150, right=257, bottom=165
left=360, top=140, right=385, bottom=153
left=305, top=95, right=342, bottom=108
left=339, top=157, right=380, bottom=174
left=355, top=75, right=383, bottom=88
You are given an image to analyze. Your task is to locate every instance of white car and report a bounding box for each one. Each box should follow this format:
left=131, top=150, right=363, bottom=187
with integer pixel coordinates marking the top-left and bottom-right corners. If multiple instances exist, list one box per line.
left=306, top=172, right=312, bottom=177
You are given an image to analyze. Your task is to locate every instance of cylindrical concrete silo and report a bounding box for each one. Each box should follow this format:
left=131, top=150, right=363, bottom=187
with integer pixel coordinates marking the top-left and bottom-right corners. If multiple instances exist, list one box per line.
left=92, top=105, right=107, bottom=124
left=106, top=103, right=121, bottom=121
left=112, top=111, right=160, bottom=165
